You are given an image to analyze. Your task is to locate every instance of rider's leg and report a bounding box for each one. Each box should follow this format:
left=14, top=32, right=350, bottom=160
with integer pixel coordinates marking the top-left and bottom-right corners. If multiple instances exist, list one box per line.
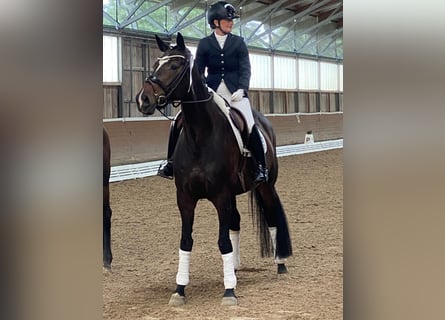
left=248, top=124, right=268, bottom=184
left=230, top=97, right=268, bottom=184
left=158, top=112, right=181, bottom=179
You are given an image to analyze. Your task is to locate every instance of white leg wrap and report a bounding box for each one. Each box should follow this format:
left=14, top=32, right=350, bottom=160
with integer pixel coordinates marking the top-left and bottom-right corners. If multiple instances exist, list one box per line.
left=221, top=252, right=237, bottom=289
left=268, top=227, right=287, bottom=264
left=229, top=230, right=241, bottom=270
left=176, top=249, right=191, bottom=286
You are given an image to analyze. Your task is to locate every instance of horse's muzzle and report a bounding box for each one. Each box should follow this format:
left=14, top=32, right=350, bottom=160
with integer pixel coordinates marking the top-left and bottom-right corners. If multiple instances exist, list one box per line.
left=136, top=90, right=157, bottom=115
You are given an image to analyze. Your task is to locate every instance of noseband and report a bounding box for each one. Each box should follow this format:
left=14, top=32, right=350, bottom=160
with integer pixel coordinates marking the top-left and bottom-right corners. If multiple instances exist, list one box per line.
left=144, top=54, right=190, bottom=109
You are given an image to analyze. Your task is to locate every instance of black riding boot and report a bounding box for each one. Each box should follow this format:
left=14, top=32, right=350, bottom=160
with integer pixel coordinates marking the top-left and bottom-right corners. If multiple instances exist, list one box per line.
left=158, top=119, right=180, bottom=179
left=249, top=125, right=268, bottom=184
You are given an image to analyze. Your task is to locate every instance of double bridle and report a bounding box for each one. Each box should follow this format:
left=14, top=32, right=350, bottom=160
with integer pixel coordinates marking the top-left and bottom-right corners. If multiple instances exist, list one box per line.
left=140, top=53, right=213, bottom=117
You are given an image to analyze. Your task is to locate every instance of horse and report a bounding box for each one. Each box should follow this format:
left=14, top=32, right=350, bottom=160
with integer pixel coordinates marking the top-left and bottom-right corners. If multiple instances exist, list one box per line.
left=135, top=32, right=292, bottom=306
left=103, top=127, right=113, bottom=270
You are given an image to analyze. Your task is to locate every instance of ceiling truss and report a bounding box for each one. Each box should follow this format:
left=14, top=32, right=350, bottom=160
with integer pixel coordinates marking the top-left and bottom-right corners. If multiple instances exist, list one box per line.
left=103, top=0, right=342, bottom=59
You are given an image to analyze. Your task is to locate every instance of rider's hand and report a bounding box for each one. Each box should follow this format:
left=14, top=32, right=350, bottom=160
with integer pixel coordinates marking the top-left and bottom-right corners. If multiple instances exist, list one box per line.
left=231, top=89, right=244, bottom=102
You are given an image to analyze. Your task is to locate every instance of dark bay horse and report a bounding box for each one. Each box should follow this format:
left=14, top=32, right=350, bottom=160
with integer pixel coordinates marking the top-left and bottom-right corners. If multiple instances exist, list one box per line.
left=136, top=33, right=292, bottom=306
left=103, top=127, right=113, bottom=270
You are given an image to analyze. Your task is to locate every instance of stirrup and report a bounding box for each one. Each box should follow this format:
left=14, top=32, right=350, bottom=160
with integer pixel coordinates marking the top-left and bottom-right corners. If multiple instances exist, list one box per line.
left=157, top=160, right=174, bottom=180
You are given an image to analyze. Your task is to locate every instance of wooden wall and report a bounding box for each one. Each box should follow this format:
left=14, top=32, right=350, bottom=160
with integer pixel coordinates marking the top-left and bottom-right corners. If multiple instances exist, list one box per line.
left=103, top=35, right=343, bottom=119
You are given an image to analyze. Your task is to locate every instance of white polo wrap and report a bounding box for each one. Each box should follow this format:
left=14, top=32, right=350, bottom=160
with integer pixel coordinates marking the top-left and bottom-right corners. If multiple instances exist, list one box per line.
left=221, top=252, right=237, bottom=289
left=268, top=227, right=287, bottom=264
left=229, top=230, right=241, bottom=270
left=176, top=249, right=191, bottom=286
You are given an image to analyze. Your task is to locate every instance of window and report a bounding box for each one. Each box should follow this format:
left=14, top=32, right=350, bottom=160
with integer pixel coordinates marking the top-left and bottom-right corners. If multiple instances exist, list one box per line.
left=103, top=35, right=121, bottom=83
left=339, top=64, right=343, bottom=92
left=298, top=59, right=318, bottom=90
left=250, top=53, right=271, bottom=89
left=274, top=56, right=297, bottom=89
left=320, top=61, right=338, bottom=91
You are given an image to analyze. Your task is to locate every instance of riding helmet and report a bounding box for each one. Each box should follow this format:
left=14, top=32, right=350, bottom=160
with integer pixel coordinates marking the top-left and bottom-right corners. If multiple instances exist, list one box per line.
left=207, top=1, right=240, bottom=29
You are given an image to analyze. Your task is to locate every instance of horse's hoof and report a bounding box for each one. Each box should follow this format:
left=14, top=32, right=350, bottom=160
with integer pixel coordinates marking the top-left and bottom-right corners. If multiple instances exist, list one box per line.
left=221, top=296, right=237, bottom=306
left=103, top=264, right=112, bottom=272
left=277, top=263, right=288, bottom=274
left=168, top=292, right=186, bottom=306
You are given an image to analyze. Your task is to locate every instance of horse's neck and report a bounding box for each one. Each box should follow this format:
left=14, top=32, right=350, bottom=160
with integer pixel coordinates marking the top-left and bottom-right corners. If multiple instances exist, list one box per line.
left=181, top=101, right=224, bottom=151
left=182, top=98, right=220, bottom=137
left=181, top=71, right=222, bottom=140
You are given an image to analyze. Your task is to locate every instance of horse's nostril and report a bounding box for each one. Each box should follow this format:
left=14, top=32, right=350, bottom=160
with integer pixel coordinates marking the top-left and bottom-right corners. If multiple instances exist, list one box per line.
left=137, top=92, right=148, bottom=109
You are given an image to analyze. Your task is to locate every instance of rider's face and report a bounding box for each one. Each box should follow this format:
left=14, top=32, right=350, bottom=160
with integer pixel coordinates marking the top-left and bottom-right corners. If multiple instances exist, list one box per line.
left=215, top=19, right=233, bottom=35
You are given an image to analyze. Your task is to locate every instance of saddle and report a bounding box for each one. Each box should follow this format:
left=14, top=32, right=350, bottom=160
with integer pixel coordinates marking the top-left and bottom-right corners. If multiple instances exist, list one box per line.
left=174, top=89, right=265, bottom=156
left=210, top=89, right=250, bottom=156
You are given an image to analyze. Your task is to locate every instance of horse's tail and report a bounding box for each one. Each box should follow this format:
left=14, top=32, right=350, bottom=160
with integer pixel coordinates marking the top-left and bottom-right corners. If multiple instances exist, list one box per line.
left=250, top=189, right=293, bottom=259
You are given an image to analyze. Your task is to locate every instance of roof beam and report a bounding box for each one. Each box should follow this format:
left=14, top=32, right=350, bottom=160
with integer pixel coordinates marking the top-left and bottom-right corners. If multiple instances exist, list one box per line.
left=118, top=0, right=174, bottom=30
left=318, top=31, right=342, bottom=56
left=119, top=0, right=146, bottom=27
left=243, top=0, right=291, bottom=42
left=103, top=11, right=119, bottom=28
left=236, top=0, right=291, bottom=26
left=167, top=0, right=202, bottom=35
left=297, top=27, right=342, bottom=54
left=246, top=0, right=332, bottom=45
left=168, top=11, right=206, bottom=36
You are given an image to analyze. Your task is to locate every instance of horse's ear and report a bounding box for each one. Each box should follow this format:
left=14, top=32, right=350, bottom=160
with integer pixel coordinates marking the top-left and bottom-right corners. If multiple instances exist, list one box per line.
left=176, top=33, right=185, bottom=50
left=155, top=35, right=169, bottom=52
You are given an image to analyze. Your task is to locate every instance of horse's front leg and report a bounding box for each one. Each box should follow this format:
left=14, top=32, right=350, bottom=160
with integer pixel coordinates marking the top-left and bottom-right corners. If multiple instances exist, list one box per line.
left=213, top=194, right=238, bottom=306
left=229, top=195, right=241, bottom=271
left=169, top=191, right=197, bottom=306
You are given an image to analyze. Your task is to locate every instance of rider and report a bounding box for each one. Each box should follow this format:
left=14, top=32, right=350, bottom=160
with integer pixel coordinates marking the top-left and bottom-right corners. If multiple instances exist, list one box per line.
left=157, top=0, right=268, bottom=184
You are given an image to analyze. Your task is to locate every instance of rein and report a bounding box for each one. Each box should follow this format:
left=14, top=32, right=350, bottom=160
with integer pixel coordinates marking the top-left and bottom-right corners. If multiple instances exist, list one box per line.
left=157, top=93, right=214, bottom=121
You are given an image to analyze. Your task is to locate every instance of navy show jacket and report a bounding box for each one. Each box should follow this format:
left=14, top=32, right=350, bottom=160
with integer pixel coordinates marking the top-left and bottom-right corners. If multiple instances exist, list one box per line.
left=195, top=33, right=251, bottom=95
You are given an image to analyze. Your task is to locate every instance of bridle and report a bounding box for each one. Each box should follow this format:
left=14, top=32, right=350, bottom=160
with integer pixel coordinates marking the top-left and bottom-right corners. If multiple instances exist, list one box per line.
left=145, top=54, right=189, bottom=108
left=139, top=53, right=213, bottom=117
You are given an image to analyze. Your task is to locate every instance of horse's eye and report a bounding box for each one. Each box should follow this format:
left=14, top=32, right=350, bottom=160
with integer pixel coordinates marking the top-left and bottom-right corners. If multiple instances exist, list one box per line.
left=171, top=64, right=178, bottom=70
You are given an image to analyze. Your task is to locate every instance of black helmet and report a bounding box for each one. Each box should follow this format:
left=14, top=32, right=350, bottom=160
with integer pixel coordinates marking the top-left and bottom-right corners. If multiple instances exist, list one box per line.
left=207, top=1, right=240, bottom=29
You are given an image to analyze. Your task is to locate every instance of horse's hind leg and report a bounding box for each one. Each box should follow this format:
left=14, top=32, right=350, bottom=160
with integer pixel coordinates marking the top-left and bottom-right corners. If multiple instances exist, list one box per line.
left=169, top=191, right=197, bottom=306
left=255, top=183, right=293, bottom=274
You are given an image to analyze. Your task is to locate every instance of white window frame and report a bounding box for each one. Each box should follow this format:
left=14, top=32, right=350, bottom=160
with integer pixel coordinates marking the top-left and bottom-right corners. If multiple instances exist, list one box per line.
left=103, top=35, right=122, bottom=84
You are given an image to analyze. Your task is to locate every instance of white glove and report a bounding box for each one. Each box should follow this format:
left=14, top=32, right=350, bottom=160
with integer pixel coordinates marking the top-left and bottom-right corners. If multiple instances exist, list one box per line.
left=231, top=89, right=244, bottom=102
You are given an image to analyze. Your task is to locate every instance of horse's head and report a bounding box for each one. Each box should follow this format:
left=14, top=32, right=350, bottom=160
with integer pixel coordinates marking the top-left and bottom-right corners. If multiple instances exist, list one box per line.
left=136, top=33, right=192, bottom=115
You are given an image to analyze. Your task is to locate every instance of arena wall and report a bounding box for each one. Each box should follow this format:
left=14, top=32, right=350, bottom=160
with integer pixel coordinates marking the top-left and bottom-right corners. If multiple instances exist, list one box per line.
left=103, top=113, right=342, bottom=166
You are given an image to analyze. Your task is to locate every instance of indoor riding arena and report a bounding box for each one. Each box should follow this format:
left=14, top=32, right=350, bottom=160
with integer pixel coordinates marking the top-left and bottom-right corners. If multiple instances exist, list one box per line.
left=103, top=0, right=343, bottom=319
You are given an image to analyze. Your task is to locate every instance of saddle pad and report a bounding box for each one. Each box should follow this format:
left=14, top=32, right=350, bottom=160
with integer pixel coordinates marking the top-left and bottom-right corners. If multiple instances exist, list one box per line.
left=209, top=88, right=245, bottom=155
left=209, top=88, right=267, bottom=156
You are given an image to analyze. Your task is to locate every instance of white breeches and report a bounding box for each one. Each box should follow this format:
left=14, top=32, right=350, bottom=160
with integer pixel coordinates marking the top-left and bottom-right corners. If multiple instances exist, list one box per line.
left=217, top=82, right=255, bottom=133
